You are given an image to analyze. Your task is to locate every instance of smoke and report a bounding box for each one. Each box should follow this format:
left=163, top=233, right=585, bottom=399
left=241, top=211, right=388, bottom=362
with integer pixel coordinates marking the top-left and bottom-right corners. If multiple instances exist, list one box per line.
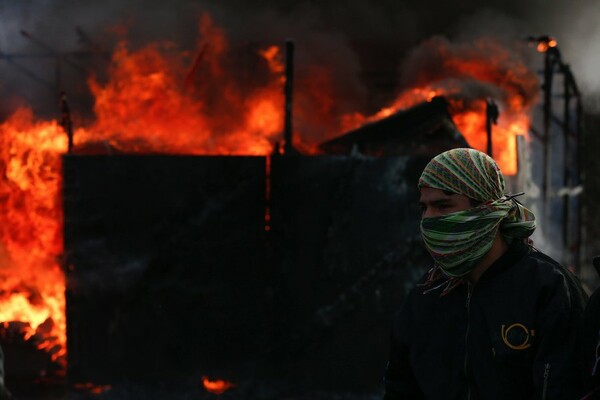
left=0, top=1, right=371, bottom=119
left=546, top=1, right=600, bottom=111
left=397, top=34, right=540, bottom=106
left=0, top=0, right=598, bottom=117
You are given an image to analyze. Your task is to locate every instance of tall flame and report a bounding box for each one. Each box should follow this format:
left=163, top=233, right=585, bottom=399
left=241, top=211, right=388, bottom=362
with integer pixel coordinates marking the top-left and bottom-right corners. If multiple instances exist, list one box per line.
left=0, top=15, right=539, bottom=370
left=0, top=108, right=67, bottom=364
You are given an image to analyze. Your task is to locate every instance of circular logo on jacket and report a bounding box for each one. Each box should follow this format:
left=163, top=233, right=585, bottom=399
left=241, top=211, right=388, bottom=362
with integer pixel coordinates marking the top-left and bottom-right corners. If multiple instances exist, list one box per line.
left=501, top=323, right=535, bottom=350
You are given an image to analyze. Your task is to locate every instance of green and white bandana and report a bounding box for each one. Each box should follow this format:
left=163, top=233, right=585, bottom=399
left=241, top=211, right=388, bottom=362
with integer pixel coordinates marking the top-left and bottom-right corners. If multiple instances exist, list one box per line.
left=418, top=148, right=536, bottom=279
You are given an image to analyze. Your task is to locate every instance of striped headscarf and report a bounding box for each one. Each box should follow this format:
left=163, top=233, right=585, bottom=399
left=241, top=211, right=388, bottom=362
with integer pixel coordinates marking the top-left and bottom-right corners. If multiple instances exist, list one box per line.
left=418, top=148, right=536, bottom=282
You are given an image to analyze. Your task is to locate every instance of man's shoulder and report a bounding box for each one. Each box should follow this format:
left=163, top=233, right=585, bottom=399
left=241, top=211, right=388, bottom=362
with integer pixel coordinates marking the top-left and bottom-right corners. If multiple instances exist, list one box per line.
left=523, top=246, right=561, bottom=266
left=517, top=246, right=587, bottom=303
left=515, top=246, right=570, bottom=278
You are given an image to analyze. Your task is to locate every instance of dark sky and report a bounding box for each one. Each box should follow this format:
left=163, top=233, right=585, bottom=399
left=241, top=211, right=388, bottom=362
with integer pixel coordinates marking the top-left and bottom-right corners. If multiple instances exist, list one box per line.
left=0, top=0, right=598, bottom=116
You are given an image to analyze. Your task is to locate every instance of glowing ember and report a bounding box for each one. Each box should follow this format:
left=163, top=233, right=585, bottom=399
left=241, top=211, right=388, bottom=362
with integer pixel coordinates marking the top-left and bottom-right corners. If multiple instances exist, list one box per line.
left=202, top=376, right=236, bottom=395
left=73, top=382, right=112, bottom=394
left=536, top=37, right=558, bottom=53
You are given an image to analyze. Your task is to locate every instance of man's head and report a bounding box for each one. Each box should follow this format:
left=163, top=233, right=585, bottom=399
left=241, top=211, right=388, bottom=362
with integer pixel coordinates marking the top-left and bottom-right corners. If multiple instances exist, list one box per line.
left=418, top=148, right=505, bottom=212
left=416, top=148, right=535, bottom=277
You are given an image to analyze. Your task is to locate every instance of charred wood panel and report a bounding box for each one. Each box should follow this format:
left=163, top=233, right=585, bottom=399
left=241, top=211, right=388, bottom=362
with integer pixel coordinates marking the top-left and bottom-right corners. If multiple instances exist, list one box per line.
left=269, top=155, right=431, bottom=391
left=63, top=155, right=268, bottom=384
left=62, top=154, right=433, bottom=394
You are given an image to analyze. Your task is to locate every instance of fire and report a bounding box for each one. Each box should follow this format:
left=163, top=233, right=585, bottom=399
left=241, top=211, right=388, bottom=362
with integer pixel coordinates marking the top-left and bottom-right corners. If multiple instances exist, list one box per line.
left=342, top=37, right=539, bottom=175
left=0, top=15, right=283, bottom=363
left=201, top=376, right=236, bottom=395
left=259, top=45, right=285, bottom=75
left=0, top=14, right=286, bottom=370
left=0, top=15, right=539, bottom=371
left=0, top=108, right=67, bottom=364
left=80, top=13, right=284, bottom=156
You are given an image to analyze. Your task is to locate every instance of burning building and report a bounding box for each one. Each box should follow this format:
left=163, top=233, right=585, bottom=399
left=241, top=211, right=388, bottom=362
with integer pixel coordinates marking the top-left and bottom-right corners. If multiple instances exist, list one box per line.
left=0, top=6, right=588, bottom=399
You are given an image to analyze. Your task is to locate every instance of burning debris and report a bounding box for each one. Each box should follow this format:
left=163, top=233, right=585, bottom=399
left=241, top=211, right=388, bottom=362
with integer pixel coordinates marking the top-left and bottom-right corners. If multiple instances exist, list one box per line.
left=72, top=382, right=112, bottom=395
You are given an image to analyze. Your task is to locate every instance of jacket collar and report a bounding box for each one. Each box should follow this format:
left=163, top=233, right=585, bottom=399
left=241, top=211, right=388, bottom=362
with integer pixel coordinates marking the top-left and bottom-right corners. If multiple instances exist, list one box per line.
left=476, top=240, right=531, bottom=285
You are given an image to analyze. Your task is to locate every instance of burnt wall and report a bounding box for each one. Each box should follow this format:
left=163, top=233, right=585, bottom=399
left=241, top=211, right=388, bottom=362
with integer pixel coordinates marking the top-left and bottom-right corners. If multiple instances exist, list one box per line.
left=62, top=154, right=431, bottom=395
left=269, top=155, right=430, bottom=391
left=63, top=155, right=268, bottom=383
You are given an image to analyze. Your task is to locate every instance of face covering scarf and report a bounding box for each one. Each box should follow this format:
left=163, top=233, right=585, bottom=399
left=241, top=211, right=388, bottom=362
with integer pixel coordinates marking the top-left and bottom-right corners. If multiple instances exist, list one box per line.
left=417, top=148, right=537, bottom=295
left=418, top=193, right=536, bottom=295
left=420, top=194, right=535, bottom=277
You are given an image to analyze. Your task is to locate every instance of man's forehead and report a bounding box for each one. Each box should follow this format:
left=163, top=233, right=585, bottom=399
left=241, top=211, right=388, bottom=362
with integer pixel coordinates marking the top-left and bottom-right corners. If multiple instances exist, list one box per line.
left=419, top=187, right=458, bottom=202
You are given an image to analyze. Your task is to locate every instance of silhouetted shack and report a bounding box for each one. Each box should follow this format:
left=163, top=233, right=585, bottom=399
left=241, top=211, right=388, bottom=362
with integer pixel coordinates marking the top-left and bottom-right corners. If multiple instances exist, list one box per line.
left=58, top=97, right=474, bottom=399
left=319, top=96, right=469, bottom=156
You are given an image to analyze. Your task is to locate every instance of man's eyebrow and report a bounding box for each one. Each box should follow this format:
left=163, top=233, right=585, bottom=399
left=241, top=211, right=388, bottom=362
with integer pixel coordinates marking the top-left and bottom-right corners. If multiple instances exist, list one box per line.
left=431, top=199, right=453, bottom=205
left=419, top=199, right=454, bottom=206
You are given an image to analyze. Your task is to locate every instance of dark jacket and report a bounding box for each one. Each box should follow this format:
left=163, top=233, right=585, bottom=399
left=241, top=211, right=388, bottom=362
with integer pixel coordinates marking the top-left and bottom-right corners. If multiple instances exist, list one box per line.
left=384, top=243, right=587, bottom=400
left=581, top=283, right=600, bottom=398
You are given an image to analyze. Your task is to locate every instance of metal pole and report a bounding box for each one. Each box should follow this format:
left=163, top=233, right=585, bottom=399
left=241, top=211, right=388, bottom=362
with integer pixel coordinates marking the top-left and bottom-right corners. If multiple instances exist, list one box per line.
left=486, top=99, right=499, bottom=157
left=575, top=94, right=583, bottom=271
left=542, top=51, right=554, bottom=207
left=60, top=91, right=74, bottom=154
left=562, top=65, right=571, bottom=254
left=283, top=40, right=296, bottom=155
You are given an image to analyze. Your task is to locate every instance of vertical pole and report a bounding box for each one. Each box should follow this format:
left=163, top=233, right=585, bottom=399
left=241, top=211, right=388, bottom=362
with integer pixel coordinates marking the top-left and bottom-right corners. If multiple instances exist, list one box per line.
left=562, top=66, right=571, bottom=256
left=60, top=91, right=74, bottom=154
left=542, top=51, right=554, bottom=208
left=284, top=40, right=296, bottom=155
left=486, top=104, right=493, bottom=157
left=575, top=93, right=583, bottom=271
left=486, top=99, right=499, bottom=157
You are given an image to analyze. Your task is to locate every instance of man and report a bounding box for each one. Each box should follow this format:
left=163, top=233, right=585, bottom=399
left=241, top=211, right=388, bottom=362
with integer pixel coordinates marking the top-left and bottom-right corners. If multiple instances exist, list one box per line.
left=383, top=148, right=586, bottom=399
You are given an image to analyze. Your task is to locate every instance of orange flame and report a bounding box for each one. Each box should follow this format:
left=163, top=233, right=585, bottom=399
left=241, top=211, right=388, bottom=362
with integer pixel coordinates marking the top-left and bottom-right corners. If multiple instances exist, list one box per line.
left=259, top=45, right=285, bottom=75
left=0, top=107, right=67, bottom=364
left=342, top=38, right=539, bottom=175
left=202, top=376, right=236, bottom=394
left=0, top=14, right=286, bottom=370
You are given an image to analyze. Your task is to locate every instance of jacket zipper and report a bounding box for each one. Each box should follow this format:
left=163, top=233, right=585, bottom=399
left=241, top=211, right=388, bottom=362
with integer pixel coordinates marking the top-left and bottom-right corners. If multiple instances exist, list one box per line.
left=465, top=284, right=472, bottom=400
left=542, top=363, right=550, bottom=400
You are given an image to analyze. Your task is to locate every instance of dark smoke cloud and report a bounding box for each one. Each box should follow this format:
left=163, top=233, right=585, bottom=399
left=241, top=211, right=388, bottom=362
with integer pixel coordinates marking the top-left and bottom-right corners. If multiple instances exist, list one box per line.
left=0, top=0, right=598, bottom=118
